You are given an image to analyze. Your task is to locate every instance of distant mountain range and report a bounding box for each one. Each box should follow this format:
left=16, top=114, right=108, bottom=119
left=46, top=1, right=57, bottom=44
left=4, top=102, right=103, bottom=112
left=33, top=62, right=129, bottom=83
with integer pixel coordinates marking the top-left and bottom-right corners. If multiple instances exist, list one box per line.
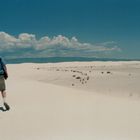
left=5, top=57, right=140, bottom=64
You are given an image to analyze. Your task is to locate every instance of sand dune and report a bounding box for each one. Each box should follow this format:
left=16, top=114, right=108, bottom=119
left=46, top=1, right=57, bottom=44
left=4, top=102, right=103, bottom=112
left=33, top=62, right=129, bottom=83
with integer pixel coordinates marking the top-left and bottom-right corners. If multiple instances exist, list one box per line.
left=0, top=61, right=140, bottom=140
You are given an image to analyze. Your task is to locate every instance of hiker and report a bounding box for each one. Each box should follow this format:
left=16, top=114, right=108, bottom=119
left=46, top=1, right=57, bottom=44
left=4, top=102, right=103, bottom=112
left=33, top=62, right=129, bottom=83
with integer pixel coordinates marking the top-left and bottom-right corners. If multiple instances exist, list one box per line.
left=0, top=57, right=10, bottom=110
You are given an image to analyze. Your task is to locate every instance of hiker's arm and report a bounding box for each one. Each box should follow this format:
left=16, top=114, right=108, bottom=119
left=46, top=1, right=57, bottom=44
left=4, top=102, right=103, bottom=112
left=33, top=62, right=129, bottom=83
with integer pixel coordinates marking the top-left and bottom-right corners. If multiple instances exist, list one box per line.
left=4, top=65, right=8, bottom=79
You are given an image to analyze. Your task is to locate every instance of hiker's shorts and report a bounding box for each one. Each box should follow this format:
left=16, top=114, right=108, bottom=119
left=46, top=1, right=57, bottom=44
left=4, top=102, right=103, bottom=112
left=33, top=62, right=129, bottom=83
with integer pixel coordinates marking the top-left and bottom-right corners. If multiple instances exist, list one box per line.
left=0, top=75, right=6, bottom=91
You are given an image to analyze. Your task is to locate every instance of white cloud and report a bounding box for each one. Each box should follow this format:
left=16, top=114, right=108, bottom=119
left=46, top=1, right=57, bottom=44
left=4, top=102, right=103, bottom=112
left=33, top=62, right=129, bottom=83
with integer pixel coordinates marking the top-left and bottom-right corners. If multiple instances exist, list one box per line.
left=18, top=33, right=36, bottom=41
left=0, top=32, right=121, bottom=58
left=0, top=32, right=17, bottom=49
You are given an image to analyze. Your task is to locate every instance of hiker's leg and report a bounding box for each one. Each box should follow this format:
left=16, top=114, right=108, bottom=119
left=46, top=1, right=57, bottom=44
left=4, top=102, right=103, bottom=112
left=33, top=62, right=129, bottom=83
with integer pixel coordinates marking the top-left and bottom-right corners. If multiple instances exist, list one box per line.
left=2, top=90, right=10, bottom=110
left=1, top=90, right=6, bottom=103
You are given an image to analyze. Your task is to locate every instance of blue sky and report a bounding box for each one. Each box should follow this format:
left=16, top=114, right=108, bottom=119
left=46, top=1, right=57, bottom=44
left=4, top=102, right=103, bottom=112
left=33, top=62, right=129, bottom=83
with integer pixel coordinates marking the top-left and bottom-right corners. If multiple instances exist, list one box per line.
left=0, top=0, right=140, bottom=59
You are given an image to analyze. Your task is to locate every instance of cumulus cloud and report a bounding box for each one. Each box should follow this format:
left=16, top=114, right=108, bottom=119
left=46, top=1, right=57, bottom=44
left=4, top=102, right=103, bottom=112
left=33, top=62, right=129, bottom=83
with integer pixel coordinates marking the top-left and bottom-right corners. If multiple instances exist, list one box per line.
left=0, top=32, right=121, bottom=58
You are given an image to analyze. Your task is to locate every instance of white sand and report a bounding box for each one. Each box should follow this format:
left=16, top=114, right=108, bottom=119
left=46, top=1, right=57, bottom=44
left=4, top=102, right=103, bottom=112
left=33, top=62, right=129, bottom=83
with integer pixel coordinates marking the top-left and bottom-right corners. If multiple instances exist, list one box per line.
left=0, top=61, right=140, bottom=140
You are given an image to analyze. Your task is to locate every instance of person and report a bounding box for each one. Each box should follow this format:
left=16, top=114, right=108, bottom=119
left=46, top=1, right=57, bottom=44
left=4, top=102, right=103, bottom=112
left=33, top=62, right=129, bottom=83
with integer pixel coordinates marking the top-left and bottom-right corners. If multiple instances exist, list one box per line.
left=0, top=57, right=10, bottom=111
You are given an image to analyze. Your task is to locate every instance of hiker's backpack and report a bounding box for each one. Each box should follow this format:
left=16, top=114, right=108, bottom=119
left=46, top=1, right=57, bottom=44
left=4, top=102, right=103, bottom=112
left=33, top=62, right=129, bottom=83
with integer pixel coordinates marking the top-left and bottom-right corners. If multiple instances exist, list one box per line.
left=0, top=58, right=8, bottom=79
left=0, top=58, right=4, bottom=75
